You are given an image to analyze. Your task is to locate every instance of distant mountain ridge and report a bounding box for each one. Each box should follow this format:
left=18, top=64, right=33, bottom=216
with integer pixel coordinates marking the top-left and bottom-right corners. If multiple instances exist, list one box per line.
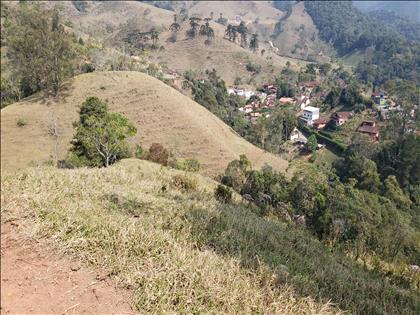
left=352, top=1, right=420, bottom=23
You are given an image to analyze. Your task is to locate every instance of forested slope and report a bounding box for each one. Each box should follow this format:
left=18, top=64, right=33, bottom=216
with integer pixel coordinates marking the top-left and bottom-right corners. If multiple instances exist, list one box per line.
left=304, top=1, right=420, bottom=85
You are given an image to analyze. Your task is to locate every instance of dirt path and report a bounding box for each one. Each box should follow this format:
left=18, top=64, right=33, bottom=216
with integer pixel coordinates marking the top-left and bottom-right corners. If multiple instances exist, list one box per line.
left=1, top=220, right=134, bottom=314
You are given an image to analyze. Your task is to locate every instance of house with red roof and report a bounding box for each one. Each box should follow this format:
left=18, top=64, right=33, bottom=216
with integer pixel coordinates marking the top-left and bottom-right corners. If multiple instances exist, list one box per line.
left=312, top=117, right=328, bottom=130
left=357, top=121, right=379, bottom=141
left=331, top=112, right=353, bottom=126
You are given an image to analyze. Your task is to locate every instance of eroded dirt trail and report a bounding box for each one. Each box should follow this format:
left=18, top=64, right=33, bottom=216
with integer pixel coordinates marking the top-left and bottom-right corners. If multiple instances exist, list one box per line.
left=1, top=221, right=134, bottom=314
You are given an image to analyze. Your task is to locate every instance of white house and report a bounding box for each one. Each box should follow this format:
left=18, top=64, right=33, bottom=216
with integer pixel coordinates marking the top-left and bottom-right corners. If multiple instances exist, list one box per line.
left=228, top=88, right=255, bottom=99
left=300, top=106, right=319, bottom=125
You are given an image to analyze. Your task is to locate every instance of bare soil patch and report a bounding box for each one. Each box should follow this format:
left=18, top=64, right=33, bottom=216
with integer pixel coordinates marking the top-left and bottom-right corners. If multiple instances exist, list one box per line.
left=1, top=220, right=134, bottom=314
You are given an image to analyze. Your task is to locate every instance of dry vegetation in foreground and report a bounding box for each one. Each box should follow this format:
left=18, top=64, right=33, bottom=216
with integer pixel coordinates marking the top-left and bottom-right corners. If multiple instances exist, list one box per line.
left=3, top=158, right=419, bottom=314
left=1, top=159, right=338, bottom=314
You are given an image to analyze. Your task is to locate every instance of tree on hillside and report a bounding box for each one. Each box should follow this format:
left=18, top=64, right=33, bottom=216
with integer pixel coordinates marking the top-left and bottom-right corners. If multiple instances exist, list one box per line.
left=4, top=3, right=76, bottom=96
left=306, top=134, right=318, bottom=152
left=188, top=16, right=201, bottom=38
left=238, top=21, right=248, bottom=47
left=216, top=13, right=227, bottom=26
left=150, top=28, right=159, bottom=48
left=170, top=14, right=180, bottom=33
left=249, top=33, right=259, bottom=53
left=200, top=19, right=215, bottom=45
left=225, top=24, right=240, bottom=43
left=68, top=97, right=137, bottom=168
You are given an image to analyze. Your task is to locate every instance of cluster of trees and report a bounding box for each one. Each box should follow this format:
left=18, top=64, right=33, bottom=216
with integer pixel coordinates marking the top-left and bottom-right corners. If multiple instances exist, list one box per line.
left=304, top=1, right=420, bottom=85
left=184, top=16, right=215, bottom=45
left=225, top=22, right=259, bottom=53
left=369, top=10, right=420, bottom=43
left=123, top=27, right=160, bottom=49
left=1, top=3, right=79, bottom=105
left=220, top=150, right=419, bottom=266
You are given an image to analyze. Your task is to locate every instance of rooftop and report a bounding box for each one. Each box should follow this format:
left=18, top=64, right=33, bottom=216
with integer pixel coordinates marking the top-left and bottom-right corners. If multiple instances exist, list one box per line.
left=303, top=106, right=319, bottom=113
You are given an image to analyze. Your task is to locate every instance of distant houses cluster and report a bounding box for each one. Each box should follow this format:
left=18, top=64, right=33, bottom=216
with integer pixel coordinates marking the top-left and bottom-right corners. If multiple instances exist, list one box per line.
left=231, top=80, right=325, bottom=123
left=225, top=79, right=409, bottom=145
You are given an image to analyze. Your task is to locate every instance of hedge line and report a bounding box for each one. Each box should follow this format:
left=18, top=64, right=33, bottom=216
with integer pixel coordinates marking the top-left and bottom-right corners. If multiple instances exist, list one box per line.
left=300, top=125, right=347, bottom=155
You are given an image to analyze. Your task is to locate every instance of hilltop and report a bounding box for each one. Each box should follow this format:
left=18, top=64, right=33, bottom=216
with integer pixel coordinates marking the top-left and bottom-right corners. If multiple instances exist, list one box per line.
left=1, top=71, right=288, bottom=176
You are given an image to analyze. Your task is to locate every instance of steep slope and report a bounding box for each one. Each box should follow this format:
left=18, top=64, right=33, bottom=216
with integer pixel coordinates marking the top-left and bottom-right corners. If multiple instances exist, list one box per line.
left=1, top=159, right=338, bottom=314
left=353, top=1, right=420, bottom=23
left=3, top=159, right=418, bottom=314
left=1, top=71, right=288, bottom=176
left=271, top=2, right=333, bottom=62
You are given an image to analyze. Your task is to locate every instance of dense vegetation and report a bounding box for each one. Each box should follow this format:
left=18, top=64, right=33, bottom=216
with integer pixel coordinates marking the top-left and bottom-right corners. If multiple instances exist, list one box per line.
left=184, top=69, right=297, bottom=154
left=369, top=10, right=420, bottom=43
left=304, top=1, right=420, bottom=85
left=1, top=3, right=86, bottom=107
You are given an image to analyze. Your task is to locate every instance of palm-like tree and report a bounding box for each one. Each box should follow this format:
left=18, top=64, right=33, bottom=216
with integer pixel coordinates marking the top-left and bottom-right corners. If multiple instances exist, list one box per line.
left=188, top=17, right=201, bottom=38
left=249, top=33, right=258, bottom=53
left=170, top=14, right=180, bottom=33
left=238, top=21, right=248, bottom=47
left=150, top=28, right=159, bottom=48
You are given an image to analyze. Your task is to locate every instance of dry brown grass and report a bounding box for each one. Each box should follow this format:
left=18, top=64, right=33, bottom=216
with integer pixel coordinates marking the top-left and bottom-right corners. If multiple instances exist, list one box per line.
left=1, top=71, right=288, bottom=176
left=271, top=2, right=333, bottom=61
left=1, top=159, right=340, bottom=314
left=42, top=0, right=305, bottom=85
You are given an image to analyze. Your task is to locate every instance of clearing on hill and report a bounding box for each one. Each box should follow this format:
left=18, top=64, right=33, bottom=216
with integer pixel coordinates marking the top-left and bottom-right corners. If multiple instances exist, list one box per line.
left=1, top=71, right=288, bottom=176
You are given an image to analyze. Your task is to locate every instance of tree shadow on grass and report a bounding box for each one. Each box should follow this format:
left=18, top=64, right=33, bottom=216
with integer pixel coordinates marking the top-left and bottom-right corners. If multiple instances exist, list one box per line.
left=16, top=79, right=77, bottom=107
left=185, top=203, right=419, bottom=315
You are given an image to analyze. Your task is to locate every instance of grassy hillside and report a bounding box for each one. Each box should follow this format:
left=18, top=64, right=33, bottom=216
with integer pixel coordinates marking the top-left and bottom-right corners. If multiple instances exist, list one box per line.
left=2, top=159, right=419, bottom=314
left=271, top=2, right=333, bottom=62
left=34, top=0, right=304, bottom=86
left=1, top=71, right=288, bottom=176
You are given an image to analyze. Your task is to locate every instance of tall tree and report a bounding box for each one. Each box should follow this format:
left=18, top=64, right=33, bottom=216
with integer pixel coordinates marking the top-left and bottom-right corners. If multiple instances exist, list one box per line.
left=4, top=3, right=76, bottom=96
left=170, top=14, right=180, bottom=32
left=249, top=33, right=259, bottom=53
left=150, top=28, right=159, bottom=48
left=68, top=97, right=137, bottom=168
left=238, top=21, right=248, bottom=47
left=188, top=17, right=201, bottom=38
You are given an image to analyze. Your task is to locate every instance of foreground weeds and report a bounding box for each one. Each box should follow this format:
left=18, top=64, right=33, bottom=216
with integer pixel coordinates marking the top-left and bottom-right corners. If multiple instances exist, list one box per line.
left=2, top=159, right=418, bottom=314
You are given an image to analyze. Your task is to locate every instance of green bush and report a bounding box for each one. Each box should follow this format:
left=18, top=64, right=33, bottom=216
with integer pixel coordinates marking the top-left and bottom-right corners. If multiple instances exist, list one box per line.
left=215, top=184, right=233, bottom=203
left=173, top=158, right=200, bottom=172
left=16, top=118, right=27, bottom=127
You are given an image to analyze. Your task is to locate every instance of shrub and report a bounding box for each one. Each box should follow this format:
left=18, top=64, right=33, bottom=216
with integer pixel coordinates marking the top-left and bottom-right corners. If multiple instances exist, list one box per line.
left=16, top=118, right=27, bottom=127
left=146, top=143, right=169, bottom=166
left=215, top=184, right=233, bottom=203
left=171, top=174, right=198, bottom=192
left=246, top=62, right=261, bottom=74
left=173, top=158, right=200, bottom=172
left=234, top=77, right=242, bottom=85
